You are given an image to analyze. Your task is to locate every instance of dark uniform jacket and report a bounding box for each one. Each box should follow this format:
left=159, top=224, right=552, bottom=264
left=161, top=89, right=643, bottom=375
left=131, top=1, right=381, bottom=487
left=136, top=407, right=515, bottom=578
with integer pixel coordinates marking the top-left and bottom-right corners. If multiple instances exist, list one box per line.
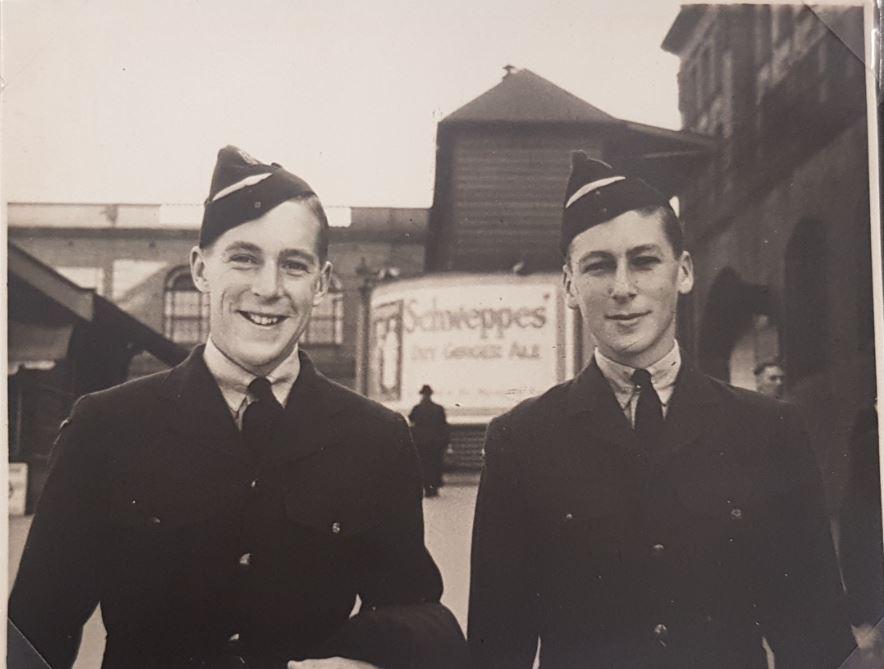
left=839, top=407, right=884, bottom=628
left=9, top=348, right=467, bottom=669
left=468, top=358, right=855, bottom=669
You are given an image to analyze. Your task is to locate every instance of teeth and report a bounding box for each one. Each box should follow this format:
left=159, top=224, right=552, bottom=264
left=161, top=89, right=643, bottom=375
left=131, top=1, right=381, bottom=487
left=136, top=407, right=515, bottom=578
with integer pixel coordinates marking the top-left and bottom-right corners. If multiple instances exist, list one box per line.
left=244, top=312, right=283, bottom=326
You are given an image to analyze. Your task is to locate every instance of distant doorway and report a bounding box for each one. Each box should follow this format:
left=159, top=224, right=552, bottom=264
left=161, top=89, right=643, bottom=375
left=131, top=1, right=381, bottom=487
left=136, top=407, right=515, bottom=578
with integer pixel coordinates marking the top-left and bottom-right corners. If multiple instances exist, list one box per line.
left=698, top=267, right=778, bottom=384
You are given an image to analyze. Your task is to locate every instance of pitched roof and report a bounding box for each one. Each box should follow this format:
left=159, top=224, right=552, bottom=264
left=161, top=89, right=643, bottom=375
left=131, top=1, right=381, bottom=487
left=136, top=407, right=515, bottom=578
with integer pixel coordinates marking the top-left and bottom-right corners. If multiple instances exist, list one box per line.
left=661, top=5, right=707, bottom=54
left=442, top=68, right=617, bottom=124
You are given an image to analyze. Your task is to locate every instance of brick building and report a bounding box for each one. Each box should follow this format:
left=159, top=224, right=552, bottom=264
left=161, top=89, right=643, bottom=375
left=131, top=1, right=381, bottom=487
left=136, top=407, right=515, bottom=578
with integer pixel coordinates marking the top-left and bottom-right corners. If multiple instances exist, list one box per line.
left=662, top=5, right=875, bottom=507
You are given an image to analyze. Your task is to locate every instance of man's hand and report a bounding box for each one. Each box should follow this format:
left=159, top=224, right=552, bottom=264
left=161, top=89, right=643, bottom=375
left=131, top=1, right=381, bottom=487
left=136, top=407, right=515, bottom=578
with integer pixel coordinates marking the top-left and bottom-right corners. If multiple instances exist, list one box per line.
left=287, top=658, right=381, bottom=669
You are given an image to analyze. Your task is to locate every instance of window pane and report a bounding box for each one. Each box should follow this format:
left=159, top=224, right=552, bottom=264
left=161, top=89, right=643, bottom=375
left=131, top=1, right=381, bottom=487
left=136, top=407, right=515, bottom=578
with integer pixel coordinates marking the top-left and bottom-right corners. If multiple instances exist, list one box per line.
left=164, top=269, right=210, bottom=345
left=303, top=291, right=343, bottom=344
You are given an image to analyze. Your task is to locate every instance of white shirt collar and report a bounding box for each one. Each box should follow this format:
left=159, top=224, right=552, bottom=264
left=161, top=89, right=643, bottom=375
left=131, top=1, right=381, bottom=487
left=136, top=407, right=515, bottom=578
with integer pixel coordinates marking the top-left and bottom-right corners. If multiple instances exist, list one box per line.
left=202, top=337, right=300, bottom=414
left=594, top=342, right=682, bottom=411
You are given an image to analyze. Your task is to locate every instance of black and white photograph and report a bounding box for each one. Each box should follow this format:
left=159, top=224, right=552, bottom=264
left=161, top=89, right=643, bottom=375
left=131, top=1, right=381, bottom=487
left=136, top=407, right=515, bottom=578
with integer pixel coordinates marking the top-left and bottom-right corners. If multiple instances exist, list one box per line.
left=3, top=2, right=883, bottom=668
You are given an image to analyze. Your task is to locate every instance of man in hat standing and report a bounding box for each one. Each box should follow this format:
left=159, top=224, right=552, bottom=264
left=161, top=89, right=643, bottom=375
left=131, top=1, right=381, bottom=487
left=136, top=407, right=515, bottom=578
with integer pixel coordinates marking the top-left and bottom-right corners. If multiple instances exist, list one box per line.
left=467, top=153, right=855, bottom=668
left=409, top=385, right=450, bottom=498
left=9, top=147, right=467, bottom=669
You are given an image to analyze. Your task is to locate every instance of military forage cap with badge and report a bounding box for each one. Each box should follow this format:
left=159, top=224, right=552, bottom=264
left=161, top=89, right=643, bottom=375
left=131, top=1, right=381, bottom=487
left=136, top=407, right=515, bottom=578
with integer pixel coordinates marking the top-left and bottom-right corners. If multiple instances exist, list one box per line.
left=560, top=151, right=676, bottom=254
left=199, top=145, right=319, bottom=248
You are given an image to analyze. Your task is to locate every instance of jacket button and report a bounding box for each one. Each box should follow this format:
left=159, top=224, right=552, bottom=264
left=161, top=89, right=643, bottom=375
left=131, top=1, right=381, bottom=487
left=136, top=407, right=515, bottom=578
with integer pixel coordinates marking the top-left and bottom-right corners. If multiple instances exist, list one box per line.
left=249, top=479, right=258, bottom=490
left=238, top=553, right=252, bottom=568
left=650, top=543, right=665, bottom=557
left=653, top=623, right=670, bottom=645
left=148, top=516, right=162, bottom=526
left=730, top=507, right=743, bottom=521
left=331, top=522, right=342, bottom=534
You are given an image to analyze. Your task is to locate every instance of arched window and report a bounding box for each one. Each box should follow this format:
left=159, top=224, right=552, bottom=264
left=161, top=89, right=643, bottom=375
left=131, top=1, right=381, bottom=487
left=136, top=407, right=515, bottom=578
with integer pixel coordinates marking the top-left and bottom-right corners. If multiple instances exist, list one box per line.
left=302, top=274, right=344, bottom=346
left=164, top=267, right=209, bottom=346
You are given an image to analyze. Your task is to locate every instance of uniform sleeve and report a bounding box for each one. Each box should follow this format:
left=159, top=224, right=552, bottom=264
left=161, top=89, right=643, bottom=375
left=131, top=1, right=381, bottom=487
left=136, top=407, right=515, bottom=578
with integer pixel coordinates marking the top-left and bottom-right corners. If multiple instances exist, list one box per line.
left=837, top=410, right=884, bottom=627
left=753, top=404, right=856, bottom=668
left=467, top=418, right=539, bottom=669
left=318, top=415, right=468, bottom=669
left=8, top=395, right=105, bottom=669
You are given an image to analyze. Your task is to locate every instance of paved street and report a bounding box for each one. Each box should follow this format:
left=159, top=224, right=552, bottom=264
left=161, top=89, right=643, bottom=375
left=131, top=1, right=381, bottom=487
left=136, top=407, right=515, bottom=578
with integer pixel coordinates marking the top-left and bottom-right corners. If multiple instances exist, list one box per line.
left=7, top=475, right=479, bottom=667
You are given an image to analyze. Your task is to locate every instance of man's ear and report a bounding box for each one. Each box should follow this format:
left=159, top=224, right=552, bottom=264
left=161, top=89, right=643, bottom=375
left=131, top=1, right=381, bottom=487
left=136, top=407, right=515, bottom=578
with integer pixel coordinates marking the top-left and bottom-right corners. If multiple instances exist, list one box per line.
left=312, top=261, right=332, bottom=307
left=190, top=246, right=210, bottom=293
left=677, top=251, right=694, bottom=296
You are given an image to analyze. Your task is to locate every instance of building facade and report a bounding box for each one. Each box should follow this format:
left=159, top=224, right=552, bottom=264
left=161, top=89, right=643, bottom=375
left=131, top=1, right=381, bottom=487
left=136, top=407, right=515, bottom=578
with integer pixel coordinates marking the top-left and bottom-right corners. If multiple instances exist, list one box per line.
left=427, top=67, right=712, bottom=276
left=8, top=203, right=428, bottom=388
left=663, top=5, right=874, bottom=508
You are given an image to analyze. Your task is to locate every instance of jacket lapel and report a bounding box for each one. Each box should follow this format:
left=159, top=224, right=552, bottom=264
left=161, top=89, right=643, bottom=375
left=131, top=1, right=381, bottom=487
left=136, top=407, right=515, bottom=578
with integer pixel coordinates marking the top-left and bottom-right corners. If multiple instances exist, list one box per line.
left=159, top=346, right=248, bottom=465
left=262, top=350, right=348, bottom=464
left=565, top=355, right=720, bottom=461
left=656, top=359, right=720, bottom=461
left=566, top=359, right=640, bottom=453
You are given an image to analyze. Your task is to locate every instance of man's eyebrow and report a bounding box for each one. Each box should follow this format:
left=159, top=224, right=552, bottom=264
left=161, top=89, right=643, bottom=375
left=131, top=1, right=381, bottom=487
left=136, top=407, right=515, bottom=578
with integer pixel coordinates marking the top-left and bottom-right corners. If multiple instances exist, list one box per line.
left=279, top=249, right=318, bottom=263
left=576, top=250, right=615, bottom=263
left=626, top=244, right=663, bottom=256
left=221, top=241, right=262, bottom=255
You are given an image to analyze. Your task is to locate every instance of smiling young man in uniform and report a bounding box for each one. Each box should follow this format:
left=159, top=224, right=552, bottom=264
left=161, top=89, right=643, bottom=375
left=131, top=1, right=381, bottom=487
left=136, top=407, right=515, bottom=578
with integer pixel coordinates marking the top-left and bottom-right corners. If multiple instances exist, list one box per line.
left=9, top=146, right=467, bottom=669
left=467, top=153, right=855, bottom=668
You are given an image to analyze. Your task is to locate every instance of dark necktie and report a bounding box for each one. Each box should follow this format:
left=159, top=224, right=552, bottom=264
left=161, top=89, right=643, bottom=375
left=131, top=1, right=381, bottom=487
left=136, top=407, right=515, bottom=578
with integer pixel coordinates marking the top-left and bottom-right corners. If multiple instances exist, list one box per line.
left=242, top=377, right=284, bottom=455
left=632, top=368, right=663, bottom=450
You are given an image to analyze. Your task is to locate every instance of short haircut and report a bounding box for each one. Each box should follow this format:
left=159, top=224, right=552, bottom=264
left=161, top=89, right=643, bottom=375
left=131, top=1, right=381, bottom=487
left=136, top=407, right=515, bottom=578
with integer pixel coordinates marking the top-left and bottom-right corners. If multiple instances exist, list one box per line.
left=754, top=361, right=783, bottom=376
left=635, top=204, right=684, bottom=256
left=564, top=204, right=685, bottom=263
left=296, top=193, right=330, bottom=263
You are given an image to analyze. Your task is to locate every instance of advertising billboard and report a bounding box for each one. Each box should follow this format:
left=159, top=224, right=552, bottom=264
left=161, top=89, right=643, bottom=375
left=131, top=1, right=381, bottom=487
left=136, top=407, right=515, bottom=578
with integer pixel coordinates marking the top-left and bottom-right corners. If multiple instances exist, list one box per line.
left=369, top=274, right=572, bottom=423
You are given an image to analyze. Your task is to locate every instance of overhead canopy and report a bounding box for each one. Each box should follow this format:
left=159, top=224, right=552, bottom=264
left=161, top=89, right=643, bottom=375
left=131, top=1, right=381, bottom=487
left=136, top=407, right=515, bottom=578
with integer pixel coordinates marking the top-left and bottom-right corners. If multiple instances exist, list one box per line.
left=8, top=243, right=186, bottom=368
left=7, top=322, right=74, bottom=371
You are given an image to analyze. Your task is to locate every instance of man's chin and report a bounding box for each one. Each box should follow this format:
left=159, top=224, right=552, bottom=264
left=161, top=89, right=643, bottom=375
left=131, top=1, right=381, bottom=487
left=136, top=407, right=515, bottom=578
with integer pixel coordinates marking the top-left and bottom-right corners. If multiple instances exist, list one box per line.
left=231, top=346, right=295, bottom=376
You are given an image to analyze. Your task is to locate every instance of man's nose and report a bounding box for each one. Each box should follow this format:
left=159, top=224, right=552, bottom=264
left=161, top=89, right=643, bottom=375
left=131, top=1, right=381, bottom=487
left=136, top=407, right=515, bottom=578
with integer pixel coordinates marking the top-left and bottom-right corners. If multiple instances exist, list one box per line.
left=610, top=263, right=637, bottom=299
left=251, top=263, right=281, bottom=298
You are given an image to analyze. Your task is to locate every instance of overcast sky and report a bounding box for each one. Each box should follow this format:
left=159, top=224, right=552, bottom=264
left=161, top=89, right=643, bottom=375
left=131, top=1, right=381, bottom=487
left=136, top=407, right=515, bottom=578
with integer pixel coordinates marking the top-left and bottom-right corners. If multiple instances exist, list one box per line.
left=1, top=0, right=686, bottom=208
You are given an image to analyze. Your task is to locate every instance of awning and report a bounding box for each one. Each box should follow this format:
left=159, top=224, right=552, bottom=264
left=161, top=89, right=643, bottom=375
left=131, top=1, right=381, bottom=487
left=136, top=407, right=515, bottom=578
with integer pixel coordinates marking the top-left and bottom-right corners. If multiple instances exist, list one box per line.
left=7, top=321, right=74, bottom=371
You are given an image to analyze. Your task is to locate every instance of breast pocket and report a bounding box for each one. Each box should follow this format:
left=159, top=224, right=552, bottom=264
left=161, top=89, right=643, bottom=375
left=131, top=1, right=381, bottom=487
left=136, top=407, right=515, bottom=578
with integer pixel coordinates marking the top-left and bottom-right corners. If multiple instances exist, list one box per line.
left=106, top=469, right=243, bottom=562
left=543, top=487, right=626, bottom=569
left=672, top=480, right=762, bottom=580
left=283, top=485, right=380, bottom=541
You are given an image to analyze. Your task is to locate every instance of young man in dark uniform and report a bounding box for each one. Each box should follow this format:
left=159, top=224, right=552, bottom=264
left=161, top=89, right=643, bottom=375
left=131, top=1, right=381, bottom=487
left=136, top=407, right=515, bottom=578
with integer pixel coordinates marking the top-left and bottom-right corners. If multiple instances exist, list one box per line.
left=467, top=153, right=855, bottom=668
left=9, top=147, right=467, bottom=669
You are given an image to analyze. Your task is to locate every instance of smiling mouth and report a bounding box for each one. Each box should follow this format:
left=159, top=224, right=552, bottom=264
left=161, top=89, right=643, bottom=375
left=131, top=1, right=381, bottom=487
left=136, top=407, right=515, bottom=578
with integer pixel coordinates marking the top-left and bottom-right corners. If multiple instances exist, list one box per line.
left=607, top=312, right=649, bottom=322
left=239, top=311, right=287, bottom=327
